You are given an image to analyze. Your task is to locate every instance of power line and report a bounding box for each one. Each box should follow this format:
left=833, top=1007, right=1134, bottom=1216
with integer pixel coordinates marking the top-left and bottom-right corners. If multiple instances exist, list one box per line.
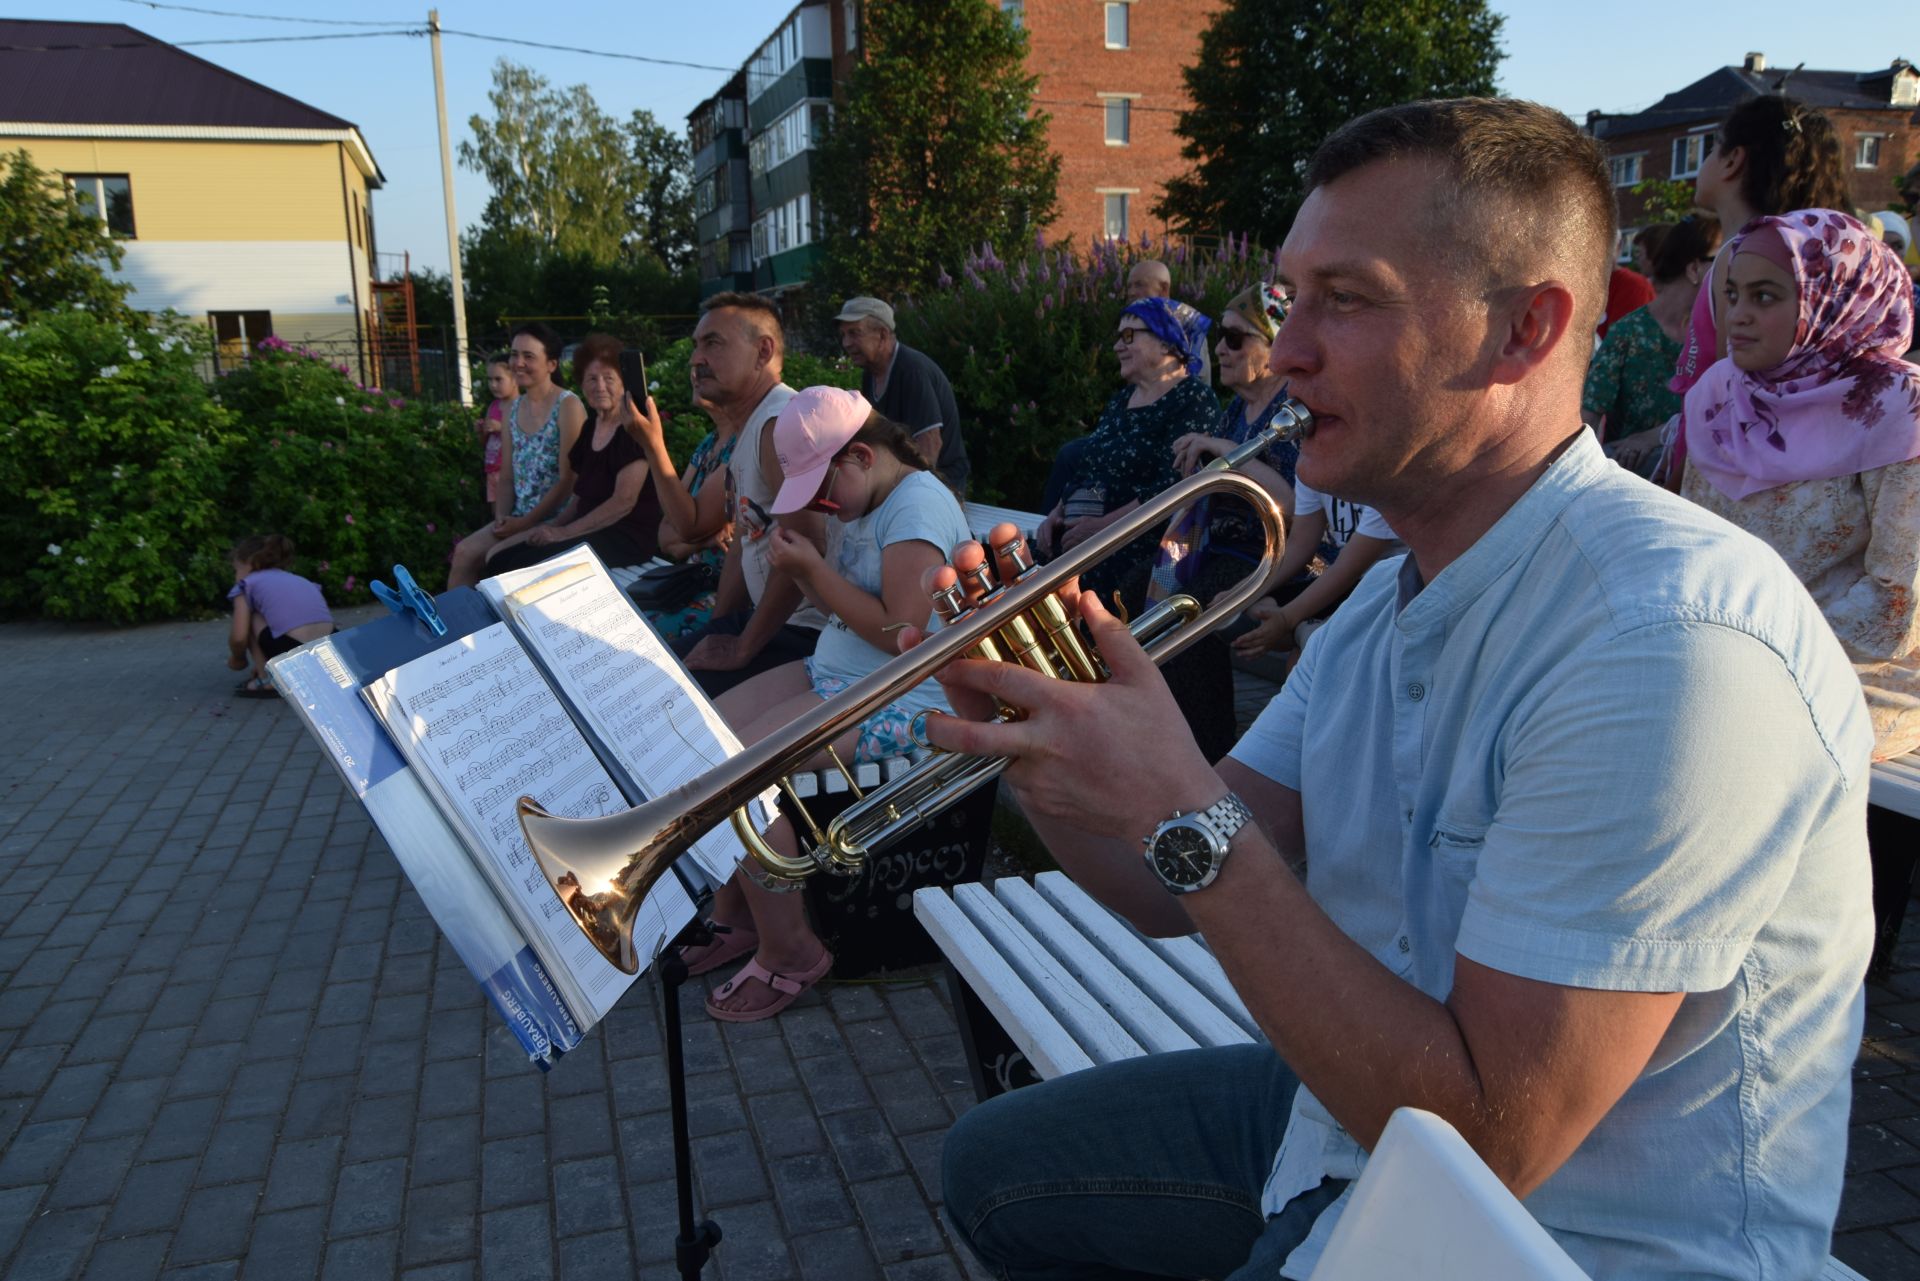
left=435, top=29, right=737, bottom=75
left=114, top=0, right=403, bottom=26
left=0, top=31, right=419, bottom=51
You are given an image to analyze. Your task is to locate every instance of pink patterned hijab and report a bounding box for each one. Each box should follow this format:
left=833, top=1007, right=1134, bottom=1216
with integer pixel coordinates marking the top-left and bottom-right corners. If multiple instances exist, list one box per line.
left=1683, top=209, right=1920, bottom=501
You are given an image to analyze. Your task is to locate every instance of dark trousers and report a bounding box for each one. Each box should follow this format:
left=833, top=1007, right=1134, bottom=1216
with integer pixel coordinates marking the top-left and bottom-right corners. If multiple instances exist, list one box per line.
left=1869, top=804, right=1920, bottom=978
left=488, top=525, right=656, bottom=576
left=670, top=609, right=821, bottom=698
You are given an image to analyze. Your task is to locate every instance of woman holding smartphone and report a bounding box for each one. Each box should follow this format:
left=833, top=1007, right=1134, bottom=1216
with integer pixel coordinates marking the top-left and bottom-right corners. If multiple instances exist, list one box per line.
left=488, top=334, right=664, bottom=573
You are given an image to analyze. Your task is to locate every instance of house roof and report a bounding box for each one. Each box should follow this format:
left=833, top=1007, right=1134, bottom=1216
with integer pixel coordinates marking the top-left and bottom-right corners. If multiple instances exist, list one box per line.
left=1591, top=62, right=1915, bottom=140
left=0, top=19, right=382, bottom=183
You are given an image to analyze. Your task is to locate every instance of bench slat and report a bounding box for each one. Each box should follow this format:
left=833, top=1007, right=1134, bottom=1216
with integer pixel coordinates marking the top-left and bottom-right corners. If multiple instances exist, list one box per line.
left=952, top=882, right=1145, bottom=1066
left=912, top=890, right=1096, bottom=1080
left=1033, top=873, right=1257, bottom=1050
left=1129, top=929, right=1264, bottom=1041
left=1871, top=753, right=1920, bottom=819
left=994, top=879, right=1200, bottom=1056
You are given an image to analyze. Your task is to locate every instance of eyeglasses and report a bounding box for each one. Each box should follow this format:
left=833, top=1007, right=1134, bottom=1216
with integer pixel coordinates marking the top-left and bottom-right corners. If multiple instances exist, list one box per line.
left=805, top=461, right=843, bottom=515
left=1115, top=328, right=1147, bottom=345
left=1218, top=328, right=1264, bottom=352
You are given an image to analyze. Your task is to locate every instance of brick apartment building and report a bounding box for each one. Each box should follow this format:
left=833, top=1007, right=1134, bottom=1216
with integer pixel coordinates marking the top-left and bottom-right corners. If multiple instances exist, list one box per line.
left=1588, top=52, right=1919, bottom=261
left=688, top=0, right=1220, bottom=299
left=1002, top=0, right=1222, bottom=247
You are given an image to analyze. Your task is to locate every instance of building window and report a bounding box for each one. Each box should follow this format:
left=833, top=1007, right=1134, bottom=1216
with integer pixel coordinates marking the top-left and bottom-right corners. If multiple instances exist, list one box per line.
left=1608, top=154, right=1643, bottom=188
left=68, top=174, right=135, bottom=237
left=843, top=0, right=857, bottom=49
left=1104, top=98, right=1131, bottom=146
left=1857, top=134, right=1884, bottom=169
left=1615, top=227, right=1639, bottom=264
left=1104, top=2, right=1129, bottom=48
left=1103, top=193, right=1129, bottom=240
left=1670, top=133, right=1707, bottom=179
left=209, top=311, right=273, bottom=368
left=1000, top=0, right=1022, bottom=29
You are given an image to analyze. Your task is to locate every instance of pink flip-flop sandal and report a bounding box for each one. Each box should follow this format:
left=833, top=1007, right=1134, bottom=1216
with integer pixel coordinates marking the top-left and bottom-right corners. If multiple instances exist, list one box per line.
left=705, top=949, right=833, bottom=1023
left=680, top=922, right=760, bottom=977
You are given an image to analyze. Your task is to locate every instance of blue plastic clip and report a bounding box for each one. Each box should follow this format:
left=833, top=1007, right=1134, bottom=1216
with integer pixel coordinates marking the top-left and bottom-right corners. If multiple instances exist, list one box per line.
left=369, top=564, right=447, bottom=638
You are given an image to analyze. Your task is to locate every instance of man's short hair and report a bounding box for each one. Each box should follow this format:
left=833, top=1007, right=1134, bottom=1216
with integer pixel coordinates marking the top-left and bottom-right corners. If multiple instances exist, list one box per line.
left=1305, top=98, right=1616, bottom=338
left=700, top=290, right=786, bottom=359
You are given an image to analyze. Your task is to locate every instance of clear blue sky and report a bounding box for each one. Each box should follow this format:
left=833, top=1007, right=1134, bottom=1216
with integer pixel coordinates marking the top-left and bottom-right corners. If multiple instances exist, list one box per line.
left=8, top=0, right=1913, bottom=274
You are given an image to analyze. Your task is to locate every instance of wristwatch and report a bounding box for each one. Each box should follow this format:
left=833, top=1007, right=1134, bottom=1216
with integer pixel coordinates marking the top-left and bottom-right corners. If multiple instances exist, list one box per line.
left=1143, top=793, right=1254, bottom=895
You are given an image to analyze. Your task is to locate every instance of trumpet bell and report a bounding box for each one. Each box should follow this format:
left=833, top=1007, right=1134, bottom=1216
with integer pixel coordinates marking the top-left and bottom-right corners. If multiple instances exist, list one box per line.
left=517, top=794, right=694, bottom=975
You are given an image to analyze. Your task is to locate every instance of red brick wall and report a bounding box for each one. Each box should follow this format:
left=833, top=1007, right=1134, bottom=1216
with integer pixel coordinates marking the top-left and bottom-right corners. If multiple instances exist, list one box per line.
left=1018, top=0, right=1222, bottom=247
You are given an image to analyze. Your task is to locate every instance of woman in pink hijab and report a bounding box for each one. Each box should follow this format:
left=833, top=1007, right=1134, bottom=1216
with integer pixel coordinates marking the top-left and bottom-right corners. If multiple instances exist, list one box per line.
left=1682, top=209, right=1920, bottom=762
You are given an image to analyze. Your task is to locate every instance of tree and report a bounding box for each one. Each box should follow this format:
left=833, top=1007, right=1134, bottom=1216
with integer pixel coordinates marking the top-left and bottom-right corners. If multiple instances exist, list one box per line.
left=1632, top=178, right=1696, bottom=224
left=814, top=3, right=1060, bottom=299
left=0, top=149, right=134, bottom=320
left=459, top=61, right=635, bottom=262
left=1156, top=0, right=1504, bottom=243
left=625, top=111, right=696, bottom=275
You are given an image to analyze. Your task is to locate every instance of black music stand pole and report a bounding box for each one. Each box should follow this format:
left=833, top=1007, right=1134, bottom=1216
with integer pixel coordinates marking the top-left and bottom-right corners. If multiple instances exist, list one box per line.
left=657, top=917, right=723, bottom=1281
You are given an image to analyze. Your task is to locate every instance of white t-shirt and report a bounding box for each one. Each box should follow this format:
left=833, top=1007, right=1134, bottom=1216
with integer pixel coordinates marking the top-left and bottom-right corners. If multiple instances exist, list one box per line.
left=810, top=470, right=973, bottom=714
left=1293, top=478, right=1394, bottom=553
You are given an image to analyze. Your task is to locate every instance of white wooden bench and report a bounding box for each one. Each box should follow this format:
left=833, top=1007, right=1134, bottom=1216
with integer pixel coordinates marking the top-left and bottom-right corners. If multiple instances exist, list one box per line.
left=962, top=501, right=1045, bottom=544
left=912, top=870, right=1870, bottom=1280
left=1872, top=752, right=1920, bottom=820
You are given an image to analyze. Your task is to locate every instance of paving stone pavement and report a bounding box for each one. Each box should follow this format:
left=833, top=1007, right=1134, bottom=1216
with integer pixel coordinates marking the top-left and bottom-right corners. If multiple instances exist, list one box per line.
left=2, top=614, right=1918, bottom=1280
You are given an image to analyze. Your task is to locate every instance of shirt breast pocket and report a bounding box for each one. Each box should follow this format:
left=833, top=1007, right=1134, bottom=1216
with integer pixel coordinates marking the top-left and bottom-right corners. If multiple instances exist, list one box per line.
left=1426, top=819, right=1489, bottom=928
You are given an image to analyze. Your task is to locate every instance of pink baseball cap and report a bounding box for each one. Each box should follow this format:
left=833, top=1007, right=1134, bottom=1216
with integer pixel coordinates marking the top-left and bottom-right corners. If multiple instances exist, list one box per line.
left=770, top=386, right=873, bottom=514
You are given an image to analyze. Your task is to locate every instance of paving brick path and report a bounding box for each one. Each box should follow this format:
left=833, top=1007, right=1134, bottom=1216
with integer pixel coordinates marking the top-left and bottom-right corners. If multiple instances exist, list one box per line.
left=0, top=613, right=1917, bottom=1279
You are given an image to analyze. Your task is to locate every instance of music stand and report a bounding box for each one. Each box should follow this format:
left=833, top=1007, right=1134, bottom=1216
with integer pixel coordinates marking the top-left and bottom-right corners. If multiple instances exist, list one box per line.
left=656, top=916, right=725, bottom=1280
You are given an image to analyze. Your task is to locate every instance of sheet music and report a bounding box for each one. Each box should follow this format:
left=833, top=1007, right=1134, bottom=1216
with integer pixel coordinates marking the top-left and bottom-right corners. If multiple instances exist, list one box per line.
left=503, top=560, right=777, bottom=885
left=366, top=624, right=692, bottom=1019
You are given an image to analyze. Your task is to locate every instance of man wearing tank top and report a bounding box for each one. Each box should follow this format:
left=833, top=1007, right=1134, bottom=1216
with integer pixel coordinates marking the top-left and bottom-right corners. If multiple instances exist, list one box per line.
left=671, top=293, right=838, bottom=696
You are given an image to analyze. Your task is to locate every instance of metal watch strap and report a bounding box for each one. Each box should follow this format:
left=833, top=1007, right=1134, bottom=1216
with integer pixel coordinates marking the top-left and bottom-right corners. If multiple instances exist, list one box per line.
left=1196, top=792, right=1254, bottom=847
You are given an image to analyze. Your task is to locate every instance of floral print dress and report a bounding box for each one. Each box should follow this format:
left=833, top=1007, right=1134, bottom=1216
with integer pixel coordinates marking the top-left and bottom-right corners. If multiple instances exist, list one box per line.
left=1583, top=305, right=1682, bottom=443
left=643, top=430, right=737, bottom=639
left=508, top=390, right=574, bottom=518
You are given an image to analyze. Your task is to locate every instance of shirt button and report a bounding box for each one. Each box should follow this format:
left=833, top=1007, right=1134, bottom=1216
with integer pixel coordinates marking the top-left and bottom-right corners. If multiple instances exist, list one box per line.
left=1397, top=935, right=1411, bottom=953
left=1407, top=682, right=1426, bottom=702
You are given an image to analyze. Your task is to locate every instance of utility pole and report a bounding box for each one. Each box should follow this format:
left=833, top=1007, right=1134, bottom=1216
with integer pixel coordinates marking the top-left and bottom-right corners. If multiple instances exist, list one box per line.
left=429, top=9, right=473, bottom=406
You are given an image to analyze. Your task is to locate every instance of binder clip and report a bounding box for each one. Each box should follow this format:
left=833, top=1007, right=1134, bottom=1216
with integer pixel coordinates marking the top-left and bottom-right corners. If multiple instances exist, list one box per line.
left=369, top=564, right=446, bottom=638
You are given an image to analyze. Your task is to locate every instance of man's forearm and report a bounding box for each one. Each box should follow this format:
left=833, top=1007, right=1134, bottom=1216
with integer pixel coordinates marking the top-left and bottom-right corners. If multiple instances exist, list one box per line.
left=710, top=541, right=748, bottom=617
left=738, top=572, right=806, bottom=653
left=914, top=426, right=943, bottom=466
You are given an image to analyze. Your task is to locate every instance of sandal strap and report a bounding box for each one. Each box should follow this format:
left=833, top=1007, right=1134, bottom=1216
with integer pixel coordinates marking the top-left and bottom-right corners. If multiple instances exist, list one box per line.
left=715, top=958, right=807, bottom=1000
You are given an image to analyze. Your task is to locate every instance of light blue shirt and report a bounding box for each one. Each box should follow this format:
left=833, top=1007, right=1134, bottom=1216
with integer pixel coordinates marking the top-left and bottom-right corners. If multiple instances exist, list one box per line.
left=1231, top=431, right=1873, bottom=1279
left=810, top=469, right=973, bottom=715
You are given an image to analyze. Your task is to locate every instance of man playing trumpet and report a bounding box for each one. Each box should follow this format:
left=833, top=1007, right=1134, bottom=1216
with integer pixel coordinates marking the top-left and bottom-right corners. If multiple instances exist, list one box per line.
left=920, top=99, right=1872, bottom=1279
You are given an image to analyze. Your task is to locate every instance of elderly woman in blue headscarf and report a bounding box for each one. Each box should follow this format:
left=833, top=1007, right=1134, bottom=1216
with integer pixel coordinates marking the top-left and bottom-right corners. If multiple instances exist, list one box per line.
left=1035, top=296, right=1237, bottom=759
left=1036, top=297, right=1217, bottom=588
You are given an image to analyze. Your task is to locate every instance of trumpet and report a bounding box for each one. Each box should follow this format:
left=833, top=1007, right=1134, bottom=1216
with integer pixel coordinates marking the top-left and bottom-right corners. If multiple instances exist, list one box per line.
left=518, top=399, right=1313, bottom=973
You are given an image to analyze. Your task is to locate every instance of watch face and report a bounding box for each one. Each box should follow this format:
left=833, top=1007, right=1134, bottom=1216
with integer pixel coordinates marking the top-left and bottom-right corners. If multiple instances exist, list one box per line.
left=1150, top=822, right=1215, bottom=887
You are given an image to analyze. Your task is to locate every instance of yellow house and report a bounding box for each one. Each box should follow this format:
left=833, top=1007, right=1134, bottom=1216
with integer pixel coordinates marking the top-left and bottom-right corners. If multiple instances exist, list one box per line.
left=0, top=18, right=386, bottom=377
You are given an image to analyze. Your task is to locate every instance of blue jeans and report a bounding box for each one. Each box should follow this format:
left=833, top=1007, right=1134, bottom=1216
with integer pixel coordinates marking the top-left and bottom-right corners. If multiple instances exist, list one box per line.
left=942, top=1045, right=1346, bottom=1280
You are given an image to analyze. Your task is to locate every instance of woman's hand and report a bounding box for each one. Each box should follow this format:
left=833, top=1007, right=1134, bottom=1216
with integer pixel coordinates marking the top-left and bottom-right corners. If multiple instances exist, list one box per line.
left=1231, top=598, right=1294, bottom=658
left=628, top=393, right=668, bottom=457
left=1171, top=433, right=1229, bottom=476
left=526, top=524, right=562, bottom=546
left=492, top=514, right=528, bottom=538
left=766, top=525, right=823, bottom=580
left=1059, top=498, right=1141, bottom=553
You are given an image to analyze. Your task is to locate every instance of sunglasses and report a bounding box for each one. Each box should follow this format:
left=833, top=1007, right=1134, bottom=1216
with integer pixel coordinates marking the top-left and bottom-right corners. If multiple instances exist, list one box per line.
left=1218, top=328, right=1265, bottom=352
left=805, top=461, right=844, bottom=515
left=1115, top=327, right=1148, bottom=345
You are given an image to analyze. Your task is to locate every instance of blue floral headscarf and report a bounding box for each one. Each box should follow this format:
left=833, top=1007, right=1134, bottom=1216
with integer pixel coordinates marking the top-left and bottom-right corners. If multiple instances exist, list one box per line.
left=1123, top=297, right=1211, bottom=378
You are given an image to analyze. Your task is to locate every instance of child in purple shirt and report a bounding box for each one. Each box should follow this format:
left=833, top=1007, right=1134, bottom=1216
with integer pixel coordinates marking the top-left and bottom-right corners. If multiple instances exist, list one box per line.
left=227, top=534, right=334, bottom=697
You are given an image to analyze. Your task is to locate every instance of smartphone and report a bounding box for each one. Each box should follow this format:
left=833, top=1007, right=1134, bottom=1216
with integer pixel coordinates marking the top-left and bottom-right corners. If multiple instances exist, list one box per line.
left=618, top=348, right=647, bottom=405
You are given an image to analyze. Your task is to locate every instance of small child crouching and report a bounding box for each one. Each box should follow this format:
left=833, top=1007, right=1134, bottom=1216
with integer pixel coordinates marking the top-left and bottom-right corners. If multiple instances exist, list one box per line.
left=227, top=534, right=335, bottom=697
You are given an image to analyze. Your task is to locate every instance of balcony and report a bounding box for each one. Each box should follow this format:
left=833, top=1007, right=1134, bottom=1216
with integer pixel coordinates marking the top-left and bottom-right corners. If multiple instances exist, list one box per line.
left=749, top=59, right=833, bottom=129
left=692, top=127, right=746, bottom=181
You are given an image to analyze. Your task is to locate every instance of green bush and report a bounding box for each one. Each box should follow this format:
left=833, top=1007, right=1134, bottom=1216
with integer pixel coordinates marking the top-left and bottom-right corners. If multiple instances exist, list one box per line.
left=897, top=232, right=1281, bottom=508
left=0, top=313, right=479, bottom=623
left=0, top=310, right=239, bottom=622
left=220, top=337, right=476, bottom=604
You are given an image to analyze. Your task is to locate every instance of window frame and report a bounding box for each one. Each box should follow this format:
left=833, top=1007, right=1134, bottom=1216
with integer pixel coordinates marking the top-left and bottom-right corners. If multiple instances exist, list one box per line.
left=1608, top=152, right=1644, bottom=188
left=67, top=173, right=136, bottom=238
left=1670, top=133, right=1707, bottom=179
left=1856, top=133, right=1885, bottom=169
left=1103, top=192, right=1130, bottom=241
left=1104, top=2, right=1130, bottom=49
left=1000, top=0, right=1023, bottom=30
left=1104, top=97, right=1132, bottom=146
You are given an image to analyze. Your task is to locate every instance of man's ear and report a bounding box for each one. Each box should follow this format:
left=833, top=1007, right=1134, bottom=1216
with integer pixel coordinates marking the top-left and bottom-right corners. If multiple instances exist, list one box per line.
left=1489, top=281, right=1577, bottom=385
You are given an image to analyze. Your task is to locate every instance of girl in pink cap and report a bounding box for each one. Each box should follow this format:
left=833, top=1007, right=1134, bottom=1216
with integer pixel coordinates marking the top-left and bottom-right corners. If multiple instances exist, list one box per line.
left=686, top=384, right=974, bottom=1021
left=1682, top=209, right=1920, bottom=763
